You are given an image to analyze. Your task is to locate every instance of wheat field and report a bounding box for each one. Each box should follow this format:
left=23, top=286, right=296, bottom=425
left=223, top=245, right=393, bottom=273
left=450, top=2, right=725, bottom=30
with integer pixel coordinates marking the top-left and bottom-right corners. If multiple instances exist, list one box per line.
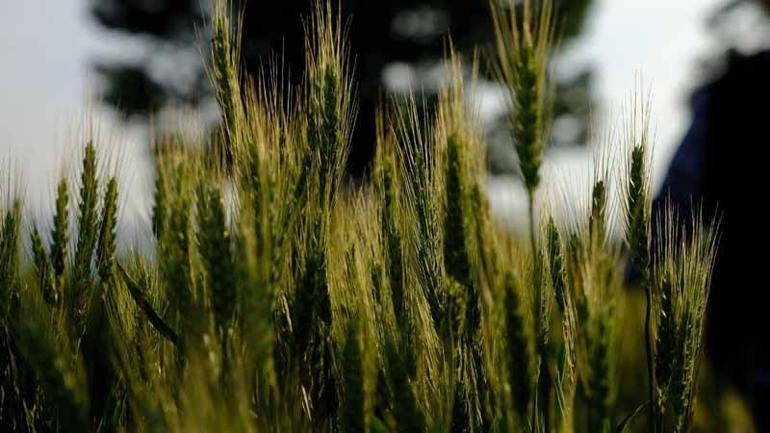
left=0, top=1, right=750, bottom=432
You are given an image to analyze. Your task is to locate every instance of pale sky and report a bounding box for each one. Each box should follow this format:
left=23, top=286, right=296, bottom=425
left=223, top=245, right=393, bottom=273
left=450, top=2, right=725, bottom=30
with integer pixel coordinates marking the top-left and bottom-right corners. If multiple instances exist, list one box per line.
left=0, top=0, right=152, bottom=232
left=0, top=0, right=763, bottom=231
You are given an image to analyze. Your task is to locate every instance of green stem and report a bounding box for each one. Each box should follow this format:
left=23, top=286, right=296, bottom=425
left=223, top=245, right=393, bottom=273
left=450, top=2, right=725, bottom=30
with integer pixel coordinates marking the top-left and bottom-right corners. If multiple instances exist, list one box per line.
left=528, top=191, right=537, bottom=262
left=527, top=189, right=552, bottom=430
left=643, top=273, right=656, bottom=433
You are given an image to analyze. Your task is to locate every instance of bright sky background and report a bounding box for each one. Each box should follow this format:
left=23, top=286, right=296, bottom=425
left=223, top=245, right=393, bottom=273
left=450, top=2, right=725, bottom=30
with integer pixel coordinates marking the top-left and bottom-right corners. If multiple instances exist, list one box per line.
left=0, top=0, right=760, bottom=232
left=0, top=0, right=153, bottom=236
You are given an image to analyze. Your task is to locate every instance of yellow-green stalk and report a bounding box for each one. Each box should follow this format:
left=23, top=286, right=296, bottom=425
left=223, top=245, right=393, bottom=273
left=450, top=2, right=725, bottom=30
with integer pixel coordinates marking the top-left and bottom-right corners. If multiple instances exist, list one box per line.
left=503, top=271, right=535, bottom=429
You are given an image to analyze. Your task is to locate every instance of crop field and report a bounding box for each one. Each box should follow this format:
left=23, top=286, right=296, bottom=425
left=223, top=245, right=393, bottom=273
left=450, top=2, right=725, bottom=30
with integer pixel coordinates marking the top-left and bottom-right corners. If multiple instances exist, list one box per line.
left=0, top=1, right=753, bottom=432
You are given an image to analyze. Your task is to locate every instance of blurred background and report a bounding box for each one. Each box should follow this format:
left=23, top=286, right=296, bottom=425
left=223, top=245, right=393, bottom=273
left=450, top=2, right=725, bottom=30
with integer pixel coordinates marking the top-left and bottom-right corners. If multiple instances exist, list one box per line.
left=2, top=0, right=770, bottom=430
left=2, top=0, right=766, bottom=220
left=2, top=0, right=767, bottom=224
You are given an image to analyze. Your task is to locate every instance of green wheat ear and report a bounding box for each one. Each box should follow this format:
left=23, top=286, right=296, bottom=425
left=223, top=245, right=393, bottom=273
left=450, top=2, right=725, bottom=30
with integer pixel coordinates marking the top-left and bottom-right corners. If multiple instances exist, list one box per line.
left=490, top=0, right=554, bottom=198
left=51, top=178, right=69, bottom=282
left=653, top=205, right=718, bottom=433
left=546, top=218, right=566, bottom=314
left=654, top=273, right=676, bottom=408
left=340, top=318, right=366, bottom=433
left=589, top=180, right=607, bottom=244
left=627, top=145, right=651, bottom=277
left=305, top=0, right=356, bottom=210
left=209, top=0, right=243, bottom=168
left=96, top=177, right=118, bottom=282
left=0, top=199, right=22, bottom=312
left=196, top=182, right=235, bottom=334
left=30, top=226, right=58, bottom=305
left=72, top=141, right=99, bottom=315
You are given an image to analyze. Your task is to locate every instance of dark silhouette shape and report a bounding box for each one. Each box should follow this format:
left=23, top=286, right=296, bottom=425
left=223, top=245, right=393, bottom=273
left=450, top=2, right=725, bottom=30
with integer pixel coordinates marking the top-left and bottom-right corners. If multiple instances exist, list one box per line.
left=658, top=48, right=770, bottom=431
left=89, top=0, right=595, bottom=176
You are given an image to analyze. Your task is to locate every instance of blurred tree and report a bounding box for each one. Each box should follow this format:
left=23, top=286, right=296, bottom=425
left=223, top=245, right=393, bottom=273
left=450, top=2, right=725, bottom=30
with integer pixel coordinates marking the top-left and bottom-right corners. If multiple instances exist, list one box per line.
left=90, top=0, right=595, bottom=175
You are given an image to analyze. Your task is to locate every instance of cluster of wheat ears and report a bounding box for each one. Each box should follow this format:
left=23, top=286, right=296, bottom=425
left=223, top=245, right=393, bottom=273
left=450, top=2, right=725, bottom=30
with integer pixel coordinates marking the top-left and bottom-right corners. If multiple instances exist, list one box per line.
left=0, top=1, right=720, bottom=432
